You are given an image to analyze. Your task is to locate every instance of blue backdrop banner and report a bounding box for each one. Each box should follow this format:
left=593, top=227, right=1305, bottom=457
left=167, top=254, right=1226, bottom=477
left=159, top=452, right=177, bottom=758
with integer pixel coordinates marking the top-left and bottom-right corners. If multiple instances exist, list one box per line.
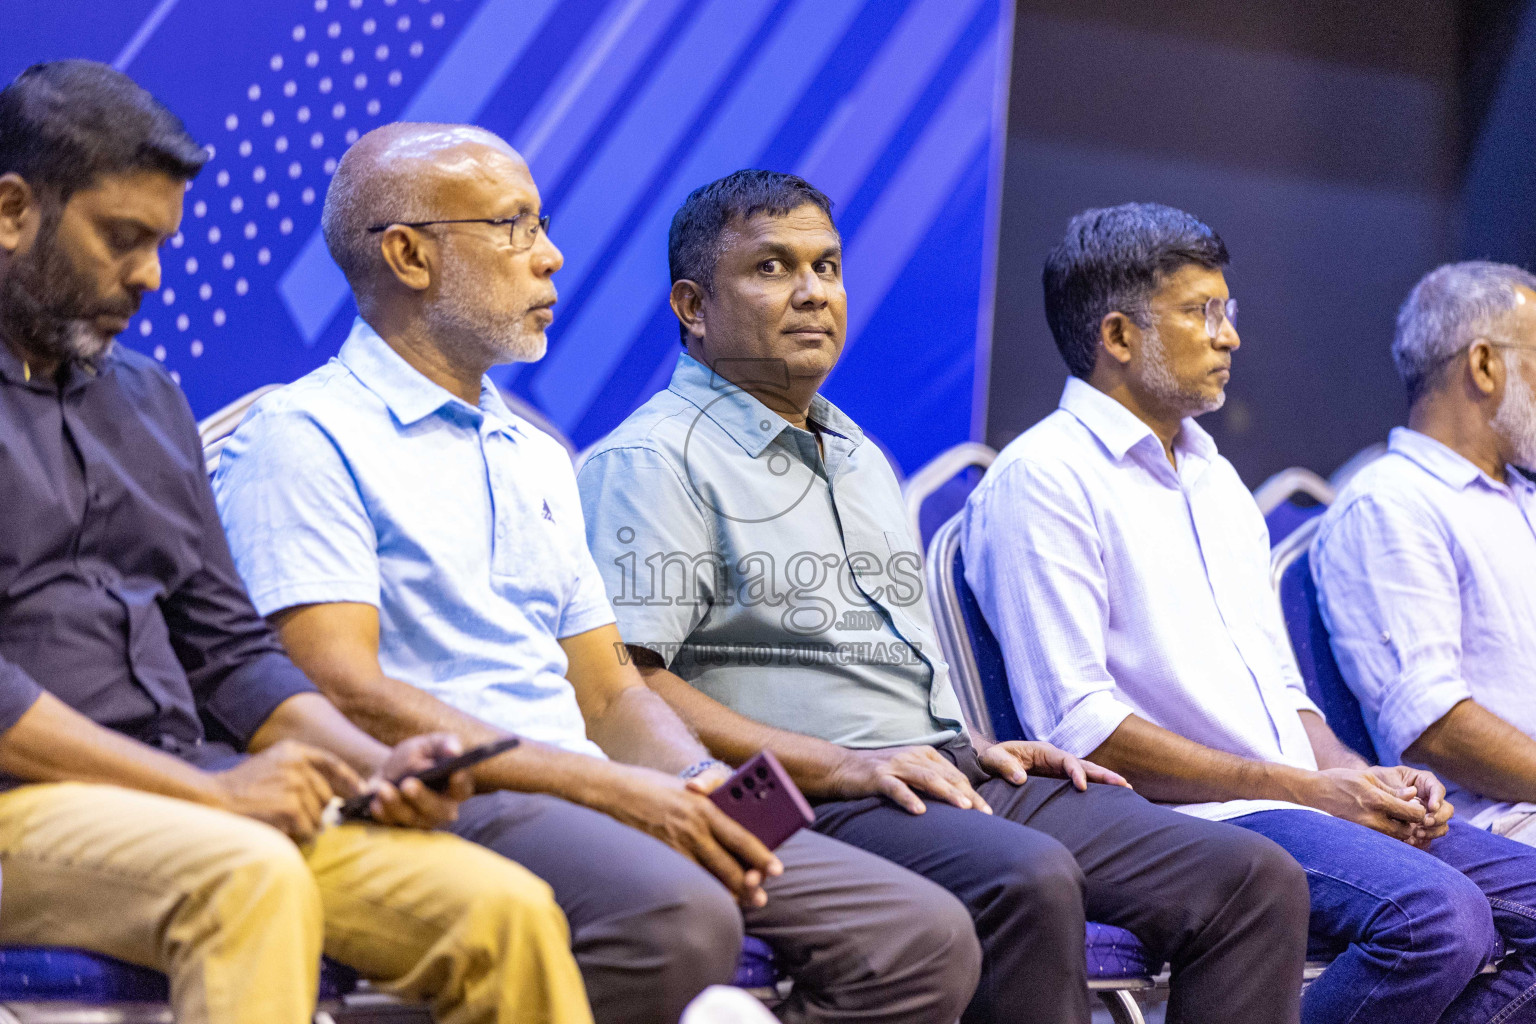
left=3, top=0, right=1011, bottom=473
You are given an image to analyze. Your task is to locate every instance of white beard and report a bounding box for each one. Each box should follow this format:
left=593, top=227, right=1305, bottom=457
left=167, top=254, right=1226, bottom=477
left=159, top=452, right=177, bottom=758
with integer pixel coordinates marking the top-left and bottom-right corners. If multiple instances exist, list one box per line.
left=425, top=254, right=548, bottom=366
left=1141, top=323, right=1225, bottom=416
left=1492, top=356, right=1536, bottom=471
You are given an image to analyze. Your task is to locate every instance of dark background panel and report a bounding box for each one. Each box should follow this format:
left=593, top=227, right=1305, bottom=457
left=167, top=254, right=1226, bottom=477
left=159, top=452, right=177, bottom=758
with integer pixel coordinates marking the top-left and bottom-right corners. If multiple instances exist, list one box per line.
left=985, top=0, right=1529, bottom=486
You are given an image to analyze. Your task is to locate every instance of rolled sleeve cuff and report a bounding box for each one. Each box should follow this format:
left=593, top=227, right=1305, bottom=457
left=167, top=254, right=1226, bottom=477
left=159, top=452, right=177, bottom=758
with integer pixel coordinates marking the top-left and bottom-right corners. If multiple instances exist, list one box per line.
left=202, top=650, right=318, bottom=747
left=247, top=578, right=379, bottom=618
left=1290, top=687, right=1324, bottom=718
left=0, top=661, right=44, bottom=736
left=1378, top=671, right=1471, bottom=765
left=1042, top=688, right=1137, bottom=758
left=556, top=596, right=618, bottom=640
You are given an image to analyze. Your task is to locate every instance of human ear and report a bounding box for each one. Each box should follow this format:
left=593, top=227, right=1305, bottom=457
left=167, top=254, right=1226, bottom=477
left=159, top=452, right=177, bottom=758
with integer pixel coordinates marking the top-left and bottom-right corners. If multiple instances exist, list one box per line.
left=1467, top=339, right=1502, bottom=399
left=378, top=226, right=433, bottom=292
left=0, top=174, right=35, bottom=254
left=670, top=279, right=707, bottom=341
left=1099, top=311, right=1137, bottom=367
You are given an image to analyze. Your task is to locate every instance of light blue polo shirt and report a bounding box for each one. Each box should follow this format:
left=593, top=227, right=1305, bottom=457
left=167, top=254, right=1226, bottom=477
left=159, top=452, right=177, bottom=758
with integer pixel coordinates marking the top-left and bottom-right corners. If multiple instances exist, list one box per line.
left=212, top=317, right=611, bottom=758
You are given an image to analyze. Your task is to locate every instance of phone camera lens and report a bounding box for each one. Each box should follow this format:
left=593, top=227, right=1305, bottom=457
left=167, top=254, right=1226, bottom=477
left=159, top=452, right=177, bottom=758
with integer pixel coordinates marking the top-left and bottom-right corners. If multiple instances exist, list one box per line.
left=743, top=776, right=755, bottom=790
left=731, top=786, right=743, bottom=799
left=755, top=766, right=768, bottom=779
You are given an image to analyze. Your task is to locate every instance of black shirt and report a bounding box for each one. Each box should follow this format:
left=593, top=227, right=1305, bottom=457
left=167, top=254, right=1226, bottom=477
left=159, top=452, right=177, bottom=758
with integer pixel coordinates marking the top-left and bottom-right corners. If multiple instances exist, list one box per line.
left=0, top=336, right=314, bottom=764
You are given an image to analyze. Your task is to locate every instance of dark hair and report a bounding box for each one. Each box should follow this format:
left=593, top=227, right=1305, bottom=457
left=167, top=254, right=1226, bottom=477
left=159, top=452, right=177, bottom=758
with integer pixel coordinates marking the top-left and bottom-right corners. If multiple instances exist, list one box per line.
left=668, top=169, right=835, bottom=341
left=0, top=60, right=207, bottom=203
left=1042, top=202, right=1229, bottom=379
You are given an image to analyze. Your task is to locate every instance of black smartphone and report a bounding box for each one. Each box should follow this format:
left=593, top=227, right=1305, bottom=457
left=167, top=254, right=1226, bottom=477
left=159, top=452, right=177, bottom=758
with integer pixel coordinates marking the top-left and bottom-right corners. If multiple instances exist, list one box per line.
left=337, top=736, right=521, bottom=822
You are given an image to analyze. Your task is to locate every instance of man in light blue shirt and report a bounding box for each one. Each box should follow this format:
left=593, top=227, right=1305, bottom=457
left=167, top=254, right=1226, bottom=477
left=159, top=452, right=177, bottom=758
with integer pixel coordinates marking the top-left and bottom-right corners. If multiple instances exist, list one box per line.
left=1315, top=261, right=1536, bottom=841
left=214, top=123, right=980, bottom=1024
left=963, top=204, right=1536, bottom=1024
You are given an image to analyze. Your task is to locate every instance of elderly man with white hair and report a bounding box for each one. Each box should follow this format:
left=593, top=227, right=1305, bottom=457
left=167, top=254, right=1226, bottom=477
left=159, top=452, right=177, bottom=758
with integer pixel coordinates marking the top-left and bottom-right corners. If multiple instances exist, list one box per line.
left=1314, top=261, right=1536, bottom=845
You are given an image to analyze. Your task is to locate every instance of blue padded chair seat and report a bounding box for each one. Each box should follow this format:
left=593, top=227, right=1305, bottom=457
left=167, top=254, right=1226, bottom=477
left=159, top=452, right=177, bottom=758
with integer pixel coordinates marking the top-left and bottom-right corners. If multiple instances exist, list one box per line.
left=1085, top=923, right=1157, bottom=979
left=733, top=927, right=1151, bottom=988
left=0, top=948, right=359, bottom=1002
left=733, top=936, right=779, bottom=989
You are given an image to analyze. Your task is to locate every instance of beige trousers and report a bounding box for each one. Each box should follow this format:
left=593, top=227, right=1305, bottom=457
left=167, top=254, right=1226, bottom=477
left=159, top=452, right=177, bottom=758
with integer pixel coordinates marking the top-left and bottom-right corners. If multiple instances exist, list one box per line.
left=0, top=782, right=593, bottom=1024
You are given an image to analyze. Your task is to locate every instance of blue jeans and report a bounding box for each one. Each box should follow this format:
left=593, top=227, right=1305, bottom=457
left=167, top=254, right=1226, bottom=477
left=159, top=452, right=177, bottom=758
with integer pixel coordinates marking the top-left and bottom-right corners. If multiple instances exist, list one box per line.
left=1233, top=811, right=1536, bottom=1024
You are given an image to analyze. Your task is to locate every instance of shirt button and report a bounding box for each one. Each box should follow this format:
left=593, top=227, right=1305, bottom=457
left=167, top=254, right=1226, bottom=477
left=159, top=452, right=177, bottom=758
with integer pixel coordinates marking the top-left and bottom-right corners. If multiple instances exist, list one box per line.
left=1380, top=630, right=1392, bottom=644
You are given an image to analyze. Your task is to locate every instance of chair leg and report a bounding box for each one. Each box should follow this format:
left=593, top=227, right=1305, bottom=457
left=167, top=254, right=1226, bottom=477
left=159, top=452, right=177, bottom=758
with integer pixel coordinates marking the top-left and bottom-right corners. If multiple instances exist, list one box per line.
left=1097, top=989, right=1146, bottom=1024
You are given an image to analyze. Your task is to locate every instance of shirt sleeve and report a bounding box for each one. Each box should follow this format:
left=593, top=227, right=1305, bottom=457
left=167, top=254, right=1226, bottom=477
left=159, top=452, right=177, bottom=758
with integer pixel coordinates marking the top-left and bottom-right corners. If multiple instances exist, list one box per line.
left=0, top=653, right=44, bottom=736
left=1312, top=493, right=1468, bottom=764
left=577, top=445, right=716, bottom=665
left=960, top=458, right=1136, bottom=756
left=212, top=403, right=380, bottom=617
left=157, top=386, right=316, bottom=747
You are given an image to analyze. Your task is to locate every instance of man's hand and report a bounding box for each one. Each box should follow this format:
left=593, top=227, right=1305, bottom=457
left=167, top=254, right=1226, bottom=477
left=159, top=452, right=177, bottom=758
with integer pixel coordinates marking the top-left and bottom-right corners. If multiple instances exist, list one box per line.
left=826, top=745, right=991, bottom=816
left=1300, top=767, right=1446, bottom=846
left=599, top=765, right=783, bottom=908
left=977, top=740, right=1131, bottom=791
left=210, top=739, right=363, bottom=843
left=355, top=733, right=476, bottom=830
left=1366, top=765, right=1453, bottom=847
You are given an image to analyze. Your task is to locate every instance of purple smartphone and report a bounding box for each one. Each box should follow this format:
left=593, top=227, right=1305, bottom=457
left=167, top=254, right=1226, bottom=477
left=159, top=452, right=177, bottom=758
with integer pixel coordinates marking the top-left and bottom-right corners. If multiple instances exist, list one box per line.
left=708, top=750, right=815, bottom=850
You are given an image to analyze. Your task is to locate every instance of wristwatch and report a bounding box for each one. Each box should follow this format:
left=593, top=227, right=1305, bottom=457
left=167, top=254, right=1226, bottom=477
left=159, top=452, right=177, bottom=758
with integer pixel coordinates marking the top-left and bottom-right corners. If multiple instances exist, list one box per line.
left=678, top=758, right=731, bottom=781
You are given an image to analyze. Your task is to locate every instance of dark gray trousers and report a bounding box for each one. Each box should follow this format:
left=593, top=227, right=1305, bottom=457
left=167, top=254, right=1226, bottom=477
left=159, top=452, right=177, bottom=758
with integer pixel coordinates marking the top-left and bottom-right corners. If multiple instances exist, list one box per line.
left=450, top=790, right=980, bottom=1024
left=811, top=739, right=1312, bottom=1024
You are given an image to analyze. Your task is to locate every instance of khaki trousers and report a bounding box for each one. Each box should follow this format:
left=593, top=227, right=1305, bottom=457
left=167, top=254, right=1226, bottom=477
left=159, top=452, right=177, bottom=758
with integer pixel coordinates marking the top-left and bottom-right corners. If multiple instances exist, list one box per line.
left=0, top=782, right=593, bottom=1024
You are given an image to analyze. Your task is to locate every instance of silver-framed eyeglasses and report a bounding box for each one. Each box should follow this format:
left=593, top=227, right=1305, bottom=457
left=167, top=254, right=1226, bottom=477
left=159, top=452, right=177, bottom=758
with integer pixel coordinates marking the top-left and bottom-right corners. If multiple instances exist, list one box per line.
left=1164, top=296, right=1237, bottom=339
left=366, top=212, right=551, bottom=252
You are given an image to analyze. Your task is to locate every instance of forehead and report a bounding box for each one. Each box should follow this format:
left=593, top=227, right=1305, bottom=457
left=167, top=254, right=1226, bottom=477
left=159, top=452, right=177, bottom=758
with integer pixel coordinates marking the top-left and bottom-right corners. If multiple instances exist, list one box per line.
left=1154, top=263, right=1228, bottom=302
left=422, top=141, right=540, bottom=214
left=65, top=169, right=186, bottom=230
left=722, top=203, right=840, bottom=256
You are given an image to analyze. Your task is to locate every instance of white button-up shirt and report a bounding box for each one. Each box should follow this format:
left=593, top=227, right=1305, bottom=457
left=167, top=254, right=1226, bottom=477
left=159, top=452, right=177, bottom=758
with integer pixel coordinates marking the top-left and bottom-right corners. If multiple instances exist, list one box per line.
left=1312, top=427, right=1536, bottom=826
left=961, top=377, right=1320, bottom=820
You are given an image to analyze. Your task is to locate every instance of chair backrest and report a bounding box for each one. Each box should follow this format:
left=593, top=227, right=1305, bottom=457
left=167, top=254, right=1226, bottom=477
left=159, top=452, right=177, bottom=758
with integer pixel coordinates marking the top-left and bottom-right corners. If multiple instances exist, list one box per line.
left=903, top=442, right=997, bottom=555
left=1253, top=466, right=1334, bottom=544
left=1269, top=517, right=1378, bottom=763
left=924, top=512, right=1025, bottom=744
left=197, top=384, right=284, bottom=477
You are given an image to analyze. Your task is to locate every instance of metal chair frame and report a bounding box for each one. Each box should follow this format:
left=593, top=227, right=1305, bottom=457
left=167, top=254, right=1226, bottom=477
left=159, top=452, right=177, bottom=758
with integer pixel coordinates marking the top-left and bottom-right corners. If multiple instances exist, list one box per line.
left=902, top=442, right=997, bottom=556
left=1252, top=466, right=1334, bottom=516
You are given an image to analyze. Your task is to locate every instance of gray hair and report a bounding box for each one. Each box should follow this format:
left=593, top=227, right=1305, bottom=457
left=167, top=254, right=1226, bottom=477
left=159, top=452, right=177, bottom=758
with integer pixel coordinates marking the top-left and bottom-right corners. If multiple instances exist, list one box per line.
left=1395, top=261, right=1536, bottom=404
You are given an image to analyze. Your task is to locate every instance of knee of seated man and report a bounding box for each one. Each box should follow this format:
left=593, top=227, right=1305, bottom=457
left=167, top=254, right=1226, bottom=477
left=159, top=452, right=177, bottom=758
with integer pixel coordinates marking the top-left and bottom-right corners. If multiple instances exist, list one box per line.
left=1200, top=825, right=1310, bottom=916
left=627, top=865, right=744, bottom=982
left=1382, top=859, right=1499, bottom=969
left=204, top=817, right=322, bottom=926
left=990, top=832, right=1086, bottom=919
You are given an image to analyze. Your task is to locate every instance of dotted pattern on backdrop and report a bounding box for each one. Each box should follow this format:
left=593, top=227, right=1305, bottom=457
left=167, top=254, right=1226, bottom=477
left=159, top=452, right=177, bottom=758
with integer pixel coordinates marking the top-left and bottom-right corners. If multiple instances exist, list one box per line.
left=54, top=0, right=1011, bottom=474
left=135, top=0, right=457, bottom=384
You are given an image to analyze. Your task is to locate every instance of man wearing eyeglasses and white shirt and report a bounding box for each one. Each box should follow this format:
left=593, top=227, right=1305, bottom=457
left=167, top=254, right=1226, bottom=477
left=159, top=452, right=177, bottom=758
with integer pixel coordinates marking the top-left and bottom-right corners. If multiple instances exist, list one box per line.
left=962, top=205, right=1536, bottom=1024
left=1313, top=262, right=1536, bottom=848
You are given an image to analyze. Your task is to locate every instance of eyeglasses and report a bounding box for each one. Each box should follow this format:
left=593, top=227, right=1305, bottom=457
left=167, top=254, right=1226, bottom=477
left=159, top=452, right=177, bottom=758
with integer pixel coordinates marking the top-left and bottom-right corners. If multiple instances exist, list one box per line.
left=1431, top=339, right=1536, bottom=370
left=1155, top=296, right=1237, bottom=340
left=366, top=212, right=551, bottom=252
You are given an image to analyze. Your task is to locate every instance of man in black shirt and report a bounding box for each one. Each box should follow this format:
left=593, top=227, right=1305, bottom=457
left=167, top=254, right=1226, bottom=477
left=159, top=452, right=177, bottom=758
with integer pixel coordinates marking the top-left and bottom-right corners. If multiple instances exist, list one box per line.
left=0, top=61, right=593, bottom=1024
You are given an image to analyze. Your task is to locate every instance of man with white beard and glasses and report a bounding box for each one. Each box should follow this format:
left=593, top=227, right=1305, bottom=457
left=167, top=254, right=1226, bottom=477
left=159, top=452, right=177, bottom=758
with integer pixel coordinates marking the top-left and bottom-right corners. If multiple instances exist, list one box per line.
left=1314, top=262, right=1536, bottom=846
left=962, top=205, right=1536, bottom=1024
